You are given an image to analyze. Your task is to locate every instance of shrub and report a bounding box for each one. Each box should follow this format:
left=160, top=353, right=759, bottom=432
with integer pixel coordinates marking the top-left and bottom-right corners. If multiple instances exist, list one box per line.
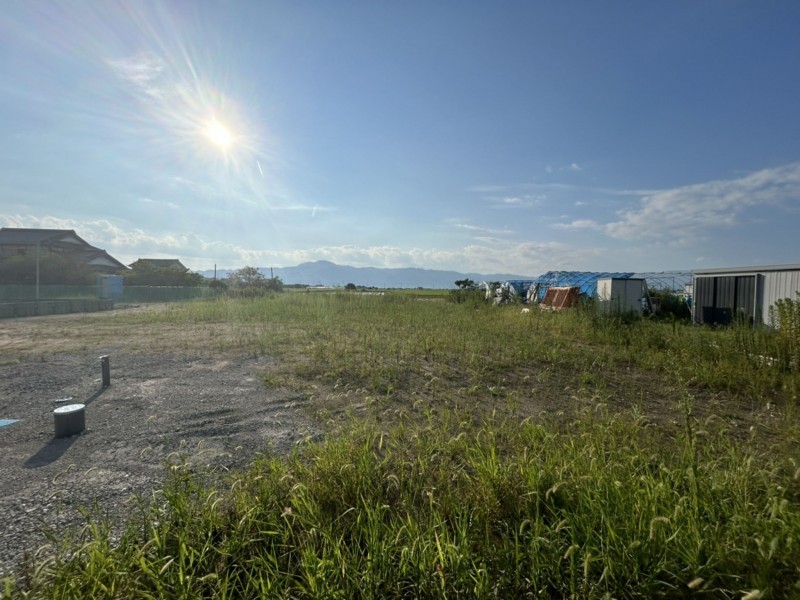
left=770, top=293, right=800, bottom=371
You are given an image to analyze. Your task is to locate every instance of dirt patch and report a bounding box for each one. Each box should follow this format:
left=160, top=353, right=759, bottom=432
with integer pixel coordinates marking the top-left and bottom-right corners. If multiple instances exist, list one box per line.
left=0, top=349, right=318, bottom=576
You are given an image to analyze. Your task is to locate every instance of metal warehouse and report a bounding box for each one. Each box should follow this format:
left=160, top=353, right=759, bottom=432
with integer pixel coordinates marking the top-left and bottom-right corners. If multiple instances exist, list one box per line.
left=692, top=264, right=800, bottom=326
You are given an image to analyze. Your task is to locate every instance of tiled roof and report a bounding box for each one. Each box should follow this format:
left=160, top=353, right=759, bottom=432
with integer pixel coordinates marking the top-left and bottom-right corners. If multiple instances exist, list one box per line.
left=0, top=228, right=83, bottom=246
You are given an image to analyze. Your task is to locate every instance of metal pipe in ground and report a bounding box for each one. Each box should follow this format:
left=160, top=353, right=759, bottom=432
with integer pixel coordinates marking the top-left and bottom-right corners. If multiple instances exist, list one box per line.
left=100, top=355, right=110, bottom=388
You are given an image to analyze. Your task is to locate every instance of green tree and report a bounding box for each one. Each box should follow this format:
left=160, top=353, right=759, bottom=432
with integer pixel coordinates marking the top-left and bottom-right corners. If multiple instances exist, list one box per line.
left=450, top=278, right=483, bottom=305
left=123, top=263, right=204, bottom=287
left=226, top=267, right=284, bottom=296
left=344, top=282, right=357, bottom=291
left=264, top=276, right=284, bottom=293
left=227, top=266, right=267, bottom=289
left=208, top=278, right=229, bottom=291
left=648, top=289, right=691, bottom=322
left=454, top=278, right=477, bottom=290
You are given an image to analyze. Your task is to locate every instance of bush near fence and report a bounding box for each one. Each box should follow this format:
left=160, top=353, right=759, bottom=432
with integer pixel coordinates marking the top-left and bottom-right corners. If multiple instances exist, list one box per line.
left=121, top=286, right=219, bottom=302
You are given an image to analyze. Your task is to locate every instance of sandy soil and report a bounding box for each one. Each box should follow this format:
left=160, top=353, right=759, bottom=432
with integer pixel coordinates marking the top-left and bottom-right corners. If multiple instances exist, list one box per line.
left=0, top=345, right=318, bottom=576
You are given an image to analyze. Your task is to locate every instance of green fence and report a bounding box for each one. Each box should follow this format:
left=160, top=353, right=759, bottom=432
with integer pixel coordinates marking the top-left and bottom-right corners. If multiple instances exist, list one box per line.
left=0, top=299, right=114, bottom=319
left=0, top=285, right=97, bottom=301
left=0, top=285, right=221, bottom=303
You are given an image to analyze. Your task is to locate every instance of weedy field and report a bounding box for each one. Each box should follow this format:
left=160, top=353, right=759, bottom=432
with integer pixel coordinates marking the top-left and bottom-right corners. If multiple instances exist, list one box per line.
left=2, top=292, right=800, bottom=598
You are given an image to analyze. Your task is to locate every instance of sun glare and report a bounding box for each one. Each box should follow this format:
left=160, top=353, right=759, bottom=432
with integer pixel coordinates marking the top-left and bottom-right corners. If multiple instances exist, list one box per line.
left=204, top=119, right=233, bottom=149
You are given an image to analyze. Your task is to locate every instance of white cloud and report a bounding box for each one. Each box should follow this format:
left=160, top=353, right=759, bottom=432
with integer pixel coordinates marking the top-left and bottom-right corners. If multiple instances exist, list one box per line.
left=454, top=223, right=512, bottom=235
left=482, top=193, right=544, bottom=209
left=137, top=197, right=180, bottom=209
left=106, top=53, right=169, bottom=100
left=551, top=219, right=602, bottom=231
left=601, top=162, right=800, bottom=242
left=460, top=240, right=604, bottom=275
left=0, top=213, right=604, bottom=276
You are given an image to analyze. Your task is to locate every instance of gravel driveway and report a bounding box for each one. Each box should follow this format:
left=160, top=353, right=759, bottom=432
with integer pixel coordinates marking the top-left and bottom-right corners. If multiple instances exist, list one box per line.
left=0, top=350, right=318, bottom=576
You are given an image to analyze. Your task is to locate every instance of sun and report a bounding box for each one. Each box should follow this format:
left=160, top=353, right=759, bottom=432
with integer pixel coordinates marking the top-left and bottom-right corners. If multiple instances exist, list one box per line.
left=203, top=119, right=233, bottom=149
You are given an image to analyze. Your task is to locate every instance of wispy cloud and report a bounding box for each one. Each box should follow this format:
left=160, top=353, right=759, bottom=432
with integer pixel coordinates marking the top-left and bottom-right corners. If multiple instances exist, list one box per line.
left=601, top=162, right=800, bottom=242
left=549, top=163, right=800, bottom=243
left=460, top=240, right=604, bottom=275
left=138, top=197, right=180, bottom=209
left=454, top=223, right=512, bottom=235
left=106, top=52, right=170, bottom=100
left=274, top=240, right=601, bottom=276
left=471, top=181, right=659, bottom=198
left=275, top=204, right=334, bottom=214
left=552, top=219, right=602, bottom=231
left=0, top=213, right=603, bottom=275
left=489, top=194, right=544, bottom=209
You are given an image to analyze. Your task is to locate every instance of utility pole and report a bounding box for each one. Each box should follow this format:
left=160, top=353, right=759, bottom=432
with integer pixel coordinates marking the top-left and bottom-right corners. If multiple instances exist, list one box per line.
left=35, top=242, right=40, bottom=300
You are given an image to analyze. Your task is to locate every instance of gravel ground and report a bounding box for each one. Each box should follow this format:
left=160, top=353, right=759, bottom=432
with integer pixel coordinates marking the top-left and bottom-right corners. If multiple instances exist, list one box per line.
left=0, top=350, right=318, bottom=576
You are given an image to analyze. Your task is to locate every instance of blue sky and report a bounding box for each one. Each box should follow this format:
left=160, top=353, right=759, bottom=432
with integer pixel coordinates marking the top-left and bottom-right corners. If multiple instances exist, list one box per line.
left=1, top=1, right=799, bottom=276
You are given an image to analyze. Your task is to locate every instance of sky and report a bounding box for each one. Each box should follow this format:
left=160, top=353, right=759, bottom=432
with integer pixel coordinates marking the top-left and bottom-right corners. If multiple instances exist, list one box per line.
left=1, top=1, right=799, bottom=277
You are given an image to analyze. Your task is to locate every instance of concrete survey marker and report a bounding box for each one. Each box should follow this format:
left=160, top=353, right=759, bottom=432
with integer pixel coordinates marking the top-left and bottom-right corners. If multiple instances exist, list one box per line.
left=53, top=403, right=86, bottom=438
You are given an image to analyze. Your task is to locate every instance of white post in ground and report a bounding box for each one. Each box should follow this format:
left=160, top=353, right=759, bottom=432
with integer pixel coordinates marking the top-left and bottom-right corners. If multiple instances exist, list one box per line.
left=35, top=241, right=40, bottom=300
left=100, top=355, right=110, bottom=388
left=54, top=404, right=85, bottom=438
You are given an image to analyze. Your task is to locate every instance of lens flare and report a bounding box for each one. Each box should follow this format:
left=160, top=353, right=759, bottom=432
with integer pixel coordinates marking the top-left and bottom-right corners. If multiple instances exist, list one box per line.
left=204, top=119, right=233, bottom=149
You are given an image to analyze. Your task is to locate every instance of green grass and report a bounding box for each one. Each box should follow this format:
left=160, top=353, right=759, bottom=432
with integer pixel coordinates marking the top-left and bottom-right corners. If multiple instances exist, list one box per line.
left=4, top=294, right=800, bottom=598
left=108, top=293, right=800, bottom=410
left=9, top=410, right=800, bottom=598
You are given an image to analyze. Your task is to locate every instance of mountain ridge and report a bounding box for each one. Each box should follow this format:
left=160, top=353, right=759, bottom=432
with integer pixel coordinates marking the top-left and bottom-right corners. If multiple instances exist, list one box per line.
left=198, top=260, right=534, bottom=289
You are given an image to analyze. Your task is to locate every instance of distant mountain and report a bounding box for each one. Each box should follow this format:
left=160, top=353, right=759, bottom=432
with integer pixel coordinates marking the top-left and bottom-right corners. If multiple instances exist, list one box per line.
left=198, top=260, right=534, bottom=289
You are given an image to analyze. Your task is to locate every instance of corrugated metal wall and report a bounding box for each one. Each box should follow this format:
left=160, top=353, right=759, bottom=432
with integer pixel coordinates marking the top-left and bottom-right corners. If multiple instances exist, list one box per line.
left=693, top=269, right=800, bottom=325
left=762, top=270, right=800, bottom=325
left=694, top=275, right=756, bottom=325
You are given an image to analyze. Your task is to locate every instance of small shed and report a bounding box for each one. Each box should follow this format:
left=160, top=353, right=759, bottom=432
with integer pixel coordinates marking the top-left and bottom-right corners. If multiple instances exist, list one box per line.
left=692, top=264, right=800, bottom=326
left=597, top=278, right=647, bottom=314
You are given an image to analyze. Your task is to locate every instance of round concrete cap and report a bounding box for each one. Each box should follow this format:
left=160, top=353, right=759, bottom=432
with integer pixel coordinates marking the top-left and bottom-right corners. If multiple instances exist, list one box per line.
left=53, top=403, right=86, bottom=414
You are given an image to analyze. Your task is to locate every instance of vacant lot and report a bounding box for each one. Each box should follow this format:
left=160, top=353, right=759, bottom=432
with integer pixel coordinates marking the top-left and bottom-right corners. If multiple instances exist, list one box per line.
left=1, top=295, right=798, bottom=596
left=0, top=308, right=319, bottom=575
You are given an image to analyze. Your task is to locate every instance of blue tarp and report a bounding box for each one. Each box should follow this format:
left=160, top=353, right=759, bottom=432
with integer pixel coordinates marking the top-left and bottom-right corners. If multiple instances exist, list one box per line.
left=529, top=271, right=636, bottom=301
left=631, top=272, right=693, bottom=293
left=502, top=271, right=694, bottom=302
left=0, top=419, right=20, bottom=429
left=504, top=280, right=537, bottom=296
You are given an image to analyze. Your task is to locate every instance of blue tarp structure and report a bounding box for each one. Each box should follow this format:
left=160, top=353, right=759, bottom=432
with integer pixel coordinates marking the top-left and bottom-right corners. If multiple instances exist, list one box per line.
left=631, top=272, right=693, bottom=293
left=504, top=280, right=537, bottom=296
left=528, top=271, right=635, bottom=301
left=500, top=271, right=693, bottom=303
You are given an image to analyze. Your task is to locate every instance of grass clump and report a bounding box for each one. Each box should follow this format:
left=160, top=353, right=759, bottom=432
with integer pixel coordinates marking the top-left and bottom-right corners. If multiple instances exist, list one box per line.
left=14, top=410, right=800, bottom=599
